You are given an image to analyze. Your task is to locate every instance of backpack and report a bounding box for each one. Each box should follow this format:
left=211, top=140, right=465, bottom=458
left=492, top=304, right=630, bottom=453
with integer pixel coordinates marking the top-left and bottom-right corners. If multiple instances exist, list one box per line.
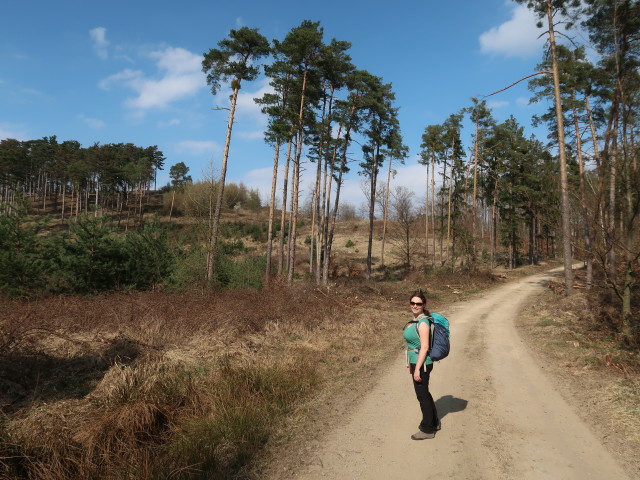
left=426, top=313, right=450, bottom=361
left=408, top=313, right=450, bottom=362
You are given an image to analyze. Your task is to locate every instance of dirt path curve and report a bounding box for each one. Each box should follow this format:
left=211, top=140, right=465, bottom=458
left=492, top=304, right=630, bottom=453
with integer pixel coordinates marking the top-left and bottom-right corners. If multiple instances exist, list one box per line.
left=293, top=268, right=631, bottom=480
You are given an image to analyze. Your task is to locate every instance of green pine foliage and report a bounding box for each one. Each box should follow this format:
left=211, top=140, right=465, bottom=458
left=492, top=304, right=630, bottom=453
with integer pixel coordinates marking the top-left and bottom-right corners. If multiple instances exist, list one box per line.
left=121, top=220, right=175, bottom=289
left=0, top=202, right=48, bottom=296
left=0, top=210, right=176, bottom=296
left=214, top=253, right=267, bottom=290
left=53, top=215, right=130, bottom=293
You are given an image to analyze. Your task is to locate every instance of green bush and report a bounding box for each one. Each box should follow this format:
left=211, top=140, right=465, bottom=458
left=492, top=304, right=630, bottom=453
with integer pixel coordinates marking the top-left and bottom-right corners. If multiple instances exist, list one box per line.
left=0, top=202, right=48, bottom=296
left=215, top=254, right=266, bottom=290
left=220, top=239, right=247, bottom=255
left=54, top=215, right=130, bottom=292
left=220, top=221, right=268, bottom=243
left=122, top=219, right=175, bottom=289
left=168, top=245, right=207, bottom=291
left=51, top=215, right=174, bottom=293
left=345, top=239, right=355, bottom=248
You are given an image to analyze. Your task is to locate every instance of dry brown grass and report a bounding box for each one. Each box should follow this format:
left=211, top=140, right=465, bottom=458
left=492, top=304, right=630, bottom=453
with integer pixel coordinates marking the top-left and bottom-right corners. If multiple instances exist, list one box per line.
left=0, top=263, right=560, bottom=480
left=0, top=275, right=405, bottom=479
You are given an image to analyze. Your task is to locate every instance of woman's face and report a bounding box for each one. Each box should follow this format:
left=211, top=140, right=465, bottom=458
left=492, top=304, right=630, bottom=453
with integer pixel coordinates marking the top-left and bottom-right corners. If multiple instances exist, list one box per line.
left=410, top=296, right=424, bottom=316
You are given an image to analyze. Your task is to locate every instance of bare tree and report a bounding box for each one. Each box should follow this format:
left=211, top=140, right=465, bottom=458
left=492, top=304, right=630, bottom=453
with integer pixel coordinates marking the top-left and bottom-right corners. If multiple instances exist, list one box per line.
left=388, top=186, right=420, bottom=269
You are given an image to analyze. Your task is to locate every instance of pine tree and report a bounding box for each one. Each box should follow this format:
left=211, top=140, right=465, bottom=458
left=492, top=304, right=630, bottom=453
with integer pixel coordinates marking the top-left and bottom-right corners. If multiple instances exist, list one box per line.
left=202, top=26, right=270, bottom=286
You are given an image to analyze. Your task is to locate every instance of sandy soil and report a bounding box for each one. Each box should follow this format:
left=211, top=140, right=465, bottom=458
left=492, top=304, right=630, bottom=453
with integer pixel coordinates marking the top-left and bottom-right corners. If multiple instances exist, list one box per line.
left=281, top=268, right=632, bottom=480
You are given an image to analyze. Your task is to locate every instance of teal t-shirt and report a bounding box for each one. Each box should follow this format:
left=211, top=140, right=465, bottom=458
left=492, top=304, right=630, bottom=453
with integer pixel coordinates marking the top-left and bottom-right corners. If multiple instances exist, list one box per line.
left=403, top=314, right=433, bottom=365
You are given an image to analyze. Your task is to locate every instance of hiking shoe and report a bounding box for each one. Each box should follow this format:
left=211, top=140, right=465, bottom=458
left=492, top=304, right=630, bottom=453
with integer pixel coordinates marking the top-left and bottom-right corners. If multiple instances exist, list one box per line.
left=411, top=430, right=436, bottom=440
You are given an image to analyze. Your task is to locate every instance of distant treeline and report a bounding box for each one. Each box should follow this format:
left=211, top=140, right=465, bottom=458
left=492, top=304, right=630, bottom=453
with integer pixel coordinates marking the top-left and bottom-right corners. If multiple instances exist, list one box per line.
left=0, top=136, right=164, bottom=219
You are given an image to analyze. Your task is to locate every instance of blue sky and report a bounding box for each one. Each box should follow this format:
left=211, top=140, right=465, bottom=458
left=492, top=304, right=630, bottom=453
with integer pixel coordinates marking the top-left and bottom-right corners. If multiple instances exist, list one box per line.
left=1, top=0, right=574, bottom=209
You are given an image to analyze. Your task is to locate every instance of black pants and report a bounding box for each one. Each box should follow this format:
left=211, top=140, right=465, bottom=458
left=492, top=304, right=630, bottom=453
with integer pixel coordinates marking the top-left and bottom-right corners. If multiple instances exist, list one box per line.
left=410, top=363, right=439, bottom=433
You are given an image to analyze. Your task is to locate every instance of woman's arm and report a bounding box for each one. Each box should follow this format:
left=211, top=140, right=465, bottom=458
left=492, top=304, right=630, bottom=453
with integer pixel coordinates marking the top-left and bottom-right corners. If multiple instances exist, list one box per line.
left=413, top=321, right=430, bottom=382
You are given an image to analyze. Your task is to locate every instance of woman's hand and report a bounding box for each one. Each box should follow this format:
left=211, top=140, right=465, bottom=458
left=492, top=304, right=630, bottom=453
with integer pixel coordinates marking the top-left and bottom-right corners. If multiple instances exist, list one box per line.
left=413, top=369, right=422, bottom=382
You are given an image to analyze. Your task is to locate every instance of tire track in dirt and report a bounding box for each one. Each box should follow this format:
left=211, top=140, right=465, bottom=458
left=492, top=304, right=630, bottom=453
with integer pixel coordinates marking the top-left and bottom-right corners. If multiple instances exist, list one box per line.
left=288, top=269, right=631, bottom=480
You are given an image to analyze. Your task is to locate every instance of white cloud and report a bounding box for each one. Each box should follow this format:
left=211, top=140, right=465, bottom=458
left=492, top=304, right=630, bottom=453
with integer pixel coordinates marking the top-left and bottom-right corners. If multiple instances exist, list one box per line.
left=77, top=114, right=106, bottom=129
left=237, top=130, right=264, bottom=140
left=99, top=47, right=205, bottom=114
left=90, top=27, right=110, bottom=59
left=158, top=118, right=181, bottom=127
left=487, top=100, right=509, bottom=109
left=516, top=97, right=531, bottom=106
left=99, top=69, right=143, bottom=90
left=21, top=87, right=43, bottom=96
left=479, top=4, right=545, bottom=58
left=235, top=17, right=244, bottom=28
left=175, top=140, right=220, bottom=155
left=229, top=78, right=272, bottom=125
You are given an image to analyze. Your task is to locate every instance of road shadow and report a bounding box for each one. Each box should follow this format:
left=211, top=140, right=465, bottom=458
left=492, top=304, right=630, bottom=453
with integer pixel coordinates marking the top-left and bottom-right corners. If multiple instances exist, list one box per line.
left=435, top=394, right=468, bottom=419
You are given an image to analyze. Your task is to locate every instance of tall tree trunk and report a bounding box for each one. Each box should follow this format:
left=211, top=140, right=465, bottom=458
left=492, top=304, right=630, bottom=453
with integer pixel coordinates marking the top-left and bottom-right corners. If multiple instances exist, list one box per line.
left=585, top=94, right=603, bottom=287
left=288, top=67, right=309, bottom=285
left=439, top=160, right=447, bottom=264
left=60, top=180, right=66, bottom=223
left=621, top=100, right=638, bottom=342
left=446, top=142, right=455, bottom=268
left=94, top=178, right=99, bottom=217
left=287, top=152, right=301, bottom=285
left=546, top=0, right=574, bottom=293
left=320, top=132, right=339, bottom=284
left=278, top=138, right=294, bottom=276
left=366, top=146, right=381, bottom=279
left=424, top=160, right=429, bottom=265
left=491, top=178, right=499, bottom=268
left=318, top=132, right=335, bottom=284
left=381, top=156, right=393, bottom=267
left=431, top=159, right=436, bottom=267
left=265, top=140, right=281, bottom=285
left=323, top=119, right=353, bottom=286
left=572, top=94, right=593, bottom=287
left=309, top=103, right=326, bottom=278
left=607, top=110, right=620, bottom=285
left=206, top=84, right=240, bottom=285
left=169, top=189, right=176, bottom=223
left=472, top=117, right=480, bottom=264
left=309, top=156, right=321, bottom=276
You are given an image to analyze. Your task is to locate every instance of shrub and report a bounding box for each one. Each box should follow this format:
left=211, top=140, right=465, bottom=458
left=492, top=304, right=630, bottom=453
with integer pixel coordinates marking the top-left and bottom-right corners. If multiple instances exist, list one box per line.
left=53, top=214, right=129, bottom=293
left=180, top=181, right=262, bottom=218
left=220, top=239, right=247, bottom=255
left=345, top=239, right=355, bottom=248
left=215, top=254, right=266, bottom=290
left=0, top=202, right=48, bottom=296
left=168, top=245, right=208, bottom=291
left=52, top=215, right=174, bottom=293
left=220, top=221, right=268, bottom=243
left=122, top=219, right=175, bottom=289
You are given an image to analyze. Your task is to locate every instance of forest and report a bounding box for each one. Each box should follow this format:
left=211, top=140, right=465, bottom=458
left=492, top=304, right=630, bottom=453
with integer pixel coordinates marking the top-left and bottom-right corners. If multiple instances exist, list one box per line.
left=0, top=1, right=639, bottom=478
left=1, top=0, right=637, bottom=339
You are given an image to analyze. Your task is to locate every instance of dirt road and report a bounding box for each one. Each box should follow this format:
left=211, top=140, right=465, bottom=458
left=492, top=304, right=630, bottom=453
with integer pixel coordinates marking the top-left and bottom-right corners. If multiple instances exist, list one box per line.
left=292, top=269, right=631, bottom=480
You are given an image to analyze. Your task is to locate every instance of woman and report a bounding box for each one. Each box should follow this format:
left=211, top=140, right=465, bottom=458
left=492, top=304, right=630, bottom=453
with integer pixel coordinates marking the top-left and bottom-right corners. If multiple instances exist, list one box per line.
left=403, top=290, right=440, bottom=440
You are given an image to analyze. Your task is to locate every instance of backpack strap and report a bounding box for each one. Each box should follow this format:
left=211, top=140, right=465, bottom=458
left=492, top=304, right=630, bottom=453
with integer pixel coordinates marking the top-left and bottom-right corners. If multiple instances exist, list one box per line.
left=405, top=316, right=433, bottom=372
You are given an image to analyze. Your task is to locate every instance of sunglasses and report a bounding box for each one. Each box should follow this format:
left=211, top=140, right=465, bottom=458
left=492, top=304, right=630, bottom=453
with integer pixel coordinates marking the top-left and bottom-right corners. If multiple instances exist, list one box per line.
left=410, top=301, right=424, bottom=306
